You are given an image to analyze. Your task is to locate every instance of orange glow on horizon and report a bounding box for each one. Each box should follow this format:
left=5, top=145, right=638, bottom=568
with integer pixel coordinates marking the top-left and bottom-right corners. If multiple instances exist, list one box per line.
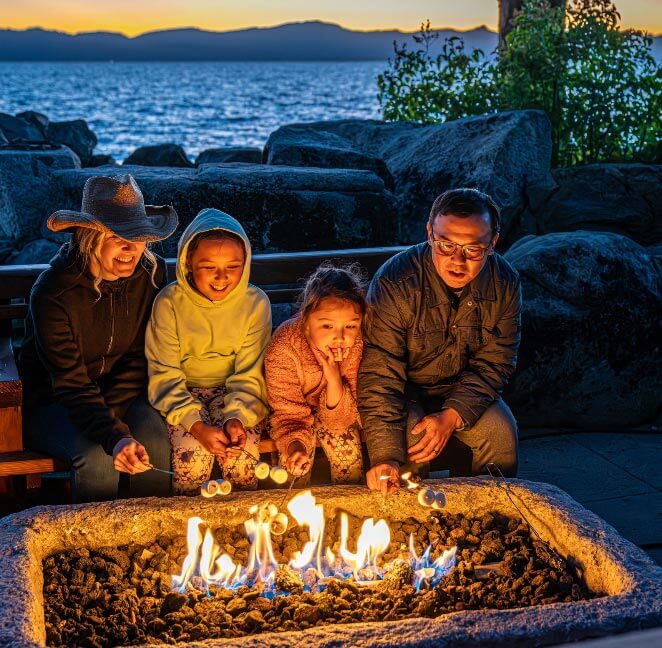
left=1, top=1, right=660, bottom=38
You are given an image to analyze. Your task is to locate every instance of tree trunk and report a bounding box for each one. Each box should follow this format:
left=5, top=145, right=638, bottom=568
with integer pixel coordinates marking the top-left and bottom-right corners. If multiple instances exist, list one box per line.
left=499, top=0, right=566, bottom=47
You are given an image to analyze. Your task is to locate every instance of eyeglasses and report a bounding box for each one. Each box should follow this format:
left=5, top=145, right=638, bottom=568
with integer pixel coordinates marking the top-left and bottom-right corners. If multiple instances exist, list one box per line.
left=428, top=236, right=492, bottom=261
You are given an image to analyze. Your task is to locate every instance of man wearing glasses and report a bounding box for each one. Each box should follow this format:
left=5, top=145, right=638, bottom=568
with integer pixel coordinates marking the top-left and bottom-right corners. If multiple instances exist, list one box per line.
left=358, top=188, right=521, bottom=494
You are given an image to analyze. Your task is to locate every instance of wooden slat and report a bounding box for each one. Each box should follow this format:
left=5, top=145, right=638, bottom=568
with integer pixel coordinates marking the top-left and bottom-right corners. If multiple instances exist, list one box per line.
left=258, top=438, right=277, bottom=454
left=0, top=337, right=21, bottom=409
left=0, top=451, right=67, bottom=477
left=0, top=407, right=22, bottom=452
left=0, top=304, right=28, bottom=320
left=0, top=247, right=406, bottom=302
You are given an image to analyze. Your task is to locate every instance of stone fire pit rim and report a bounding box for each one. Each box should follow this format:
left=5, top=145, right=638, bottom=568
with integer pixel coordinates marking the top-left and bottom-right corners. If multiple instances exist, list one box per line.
left=1, top=478, right=661, bottom=648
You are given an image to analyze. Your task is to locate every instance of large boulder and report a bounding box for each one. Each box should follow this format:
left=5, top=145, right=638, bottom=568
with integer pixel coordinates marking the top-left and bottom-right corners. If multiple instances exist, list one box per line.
left=0, top=147, right=80, bottom=242
left=195, top=147, right=262, bottom=165
left=504, top=231, right=662, bottom=430
left=6, top=238, right=60, bottom=265
left=531, top=164, right=662, bottom=246
left=15, top=111, right=49, bottom=137
left=264, top=126, right=393, bottom=188
left=88, top=154, right=117, bottom=167
left=49, top=164, right=397, bottom=256
left=271, top=111, right=555, bottom=244
left=124, top=144, right=193, bottom=168
left=45, top=119, right=97, bottom=166
left=0, top=112, right=44, bottom=143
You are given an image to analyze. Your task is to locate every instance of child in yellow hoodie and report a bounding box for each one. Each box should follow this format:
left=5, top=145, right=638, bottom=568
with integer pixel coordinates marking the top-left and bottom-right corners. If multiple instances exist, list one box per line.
left=145, top=208, right=271, bottom=494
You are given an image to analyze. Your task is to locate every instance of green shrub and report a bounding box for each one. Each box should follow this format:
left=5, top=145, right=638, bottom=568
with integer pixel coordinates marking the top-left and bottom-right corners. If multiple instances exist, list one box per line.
left=377, top=1, right=661, bottom=166
left=377, top=20, right=496, bottom=123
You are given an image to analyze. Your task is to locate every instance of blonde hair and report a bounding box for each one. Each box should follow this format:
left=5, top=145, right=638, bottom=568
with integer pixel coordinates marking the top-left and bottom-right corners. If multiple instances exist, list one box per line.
left=73, top=228, right=159, bottom=297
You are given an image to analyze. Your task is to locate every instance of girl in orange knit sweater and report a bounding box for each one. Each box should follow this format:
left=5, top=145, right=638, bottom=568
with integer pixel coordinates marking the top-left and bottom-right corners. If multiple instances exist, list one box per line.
left=265, top=265, right=366, bottom=484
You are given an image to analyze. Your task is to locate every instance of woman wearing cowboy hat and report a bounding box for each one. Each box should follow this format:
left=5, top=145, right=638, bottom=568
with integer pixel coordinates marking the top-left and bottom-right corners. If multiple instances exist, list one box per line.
left=19, top=174, right=178, bottom=502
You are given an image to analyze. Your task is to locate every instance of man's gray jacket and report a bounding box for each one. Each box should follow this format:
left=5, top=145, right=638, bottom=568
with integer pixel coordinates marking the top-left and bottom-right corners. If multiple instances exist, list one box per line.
left=357, top=242, right=521, bottom=466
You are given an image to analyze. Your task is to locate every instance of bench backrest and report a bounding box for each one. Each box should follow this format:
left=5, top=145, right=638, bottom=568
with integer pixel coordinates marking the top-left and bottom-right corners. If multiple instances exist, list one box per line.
left=0, top=246, right=406, bottom=330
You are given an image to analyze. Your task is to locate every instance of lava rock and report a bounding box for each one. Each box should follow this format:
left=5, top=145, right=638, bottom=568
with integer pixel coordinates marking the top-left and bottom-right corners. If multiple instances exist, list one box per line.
left=380, top=559, right=415, bottom=589
left=195, top=146, right=262, bottom=165
left=160, top=592, right=188, bottom=615
left=46, top=119, right=97, bottom=166
left=225, top=596, right=248, bottom=616
left=41, top=510, right=590, bottom=646
left=275, top=564, right=304, bottom=594
left=124, top=143, right=193, bottom=168
left=504, top=231, right=662, bottom=429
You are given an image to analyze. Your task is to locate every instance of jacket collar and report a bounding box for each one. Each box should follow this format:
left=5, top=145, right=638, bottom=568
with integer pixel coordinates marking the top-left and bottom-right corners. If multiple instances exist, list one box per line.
left=423, top=246, right=497, bottom=307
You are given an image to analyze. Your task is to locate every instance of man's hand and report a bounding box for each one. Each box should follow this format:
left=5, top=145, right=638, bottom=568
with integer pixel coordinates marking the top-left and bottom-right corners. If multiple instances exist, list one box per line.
left=190, top=420, right=230, bottom=462
left=112, top=438, right=151, bottom=474
left=223, top=418, right=247, bottom=459
left=408, top=408, right=463, bottom=464
left=283, top=440, right=311, bottom=476
left=366, top=461, right=401, bottom=494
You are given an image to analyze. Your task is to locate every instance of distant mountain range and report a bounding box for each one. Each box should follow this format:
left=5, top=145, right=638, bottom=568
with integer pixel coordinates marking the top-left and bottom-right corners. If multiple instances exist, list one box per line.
left=0, top=22, right=501, bottom=61
left=1, top=21, right=659, bottom=62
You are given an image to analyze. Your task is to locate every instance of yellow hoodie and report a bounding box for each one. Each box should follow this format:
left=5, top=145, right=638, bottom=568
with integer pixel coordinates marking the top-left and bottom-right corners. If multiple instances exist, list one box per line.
left=145, top=208, right=271, bottom=431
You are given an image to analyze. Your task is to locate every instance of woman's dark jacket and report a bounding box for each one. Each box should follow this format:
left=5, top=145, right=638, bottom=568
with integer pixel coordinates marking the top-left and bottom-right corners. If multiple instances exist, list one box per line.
left=357, top=243, right=522, bottom=467
left=19, top=243, right=167, bottom=455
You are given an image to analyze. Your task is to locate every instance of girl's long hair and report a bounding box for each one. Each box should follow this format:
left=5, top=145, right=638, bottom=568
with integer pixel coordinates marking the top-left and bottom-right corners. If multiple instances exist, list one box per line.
left=298, top=262, right=368, bottom=325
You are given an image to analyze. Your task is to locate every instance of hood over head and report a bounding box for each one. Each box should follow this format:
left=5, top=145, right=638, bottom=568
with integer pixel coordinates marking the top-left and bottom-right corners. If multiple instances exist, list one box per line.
left=176, top=208, right=252, bottom=308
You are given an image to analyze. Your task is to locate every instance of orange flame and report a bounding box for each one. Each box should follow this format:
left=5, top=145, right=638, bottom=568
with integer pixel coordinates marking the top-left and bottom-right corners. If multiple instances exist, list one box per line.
left=172, top=489, right=455, bottom=595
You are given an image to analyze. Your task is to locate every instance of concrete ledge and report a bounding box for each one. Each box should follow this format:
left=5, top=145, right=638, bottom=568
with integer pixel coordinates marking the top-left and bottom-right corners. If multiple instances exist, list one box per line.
left=1, top=478, right=661, bottom=647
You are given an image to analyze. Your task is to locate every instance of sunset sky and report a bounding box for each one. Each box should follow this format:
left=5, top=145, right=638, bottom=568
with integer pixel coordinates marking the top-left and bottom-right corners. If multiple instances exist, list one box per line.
left=2, top=0, right=661, bottom=35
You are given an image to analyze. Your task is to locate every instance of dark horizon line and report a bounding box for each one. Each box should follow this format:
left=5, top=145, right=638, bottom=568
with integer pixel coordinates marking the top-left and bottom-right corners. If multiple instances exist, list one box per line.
left=0, top=20, right=498, bottom=38
left=1, top=58, right=392, bottom=63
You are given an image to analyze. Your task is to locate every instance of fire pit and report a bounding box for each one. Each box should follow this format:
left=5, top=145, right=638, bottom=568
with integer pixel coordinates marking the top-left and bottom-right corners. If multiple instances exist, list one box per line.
left=1, top=478, right=661, bottom=647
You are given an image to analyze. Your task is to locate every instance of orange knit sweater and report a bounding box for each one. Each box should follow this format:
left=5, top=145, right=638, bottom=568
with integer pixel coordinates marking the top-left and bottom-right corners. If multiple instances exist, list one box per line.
left=265, top=315, right=363, bottom=458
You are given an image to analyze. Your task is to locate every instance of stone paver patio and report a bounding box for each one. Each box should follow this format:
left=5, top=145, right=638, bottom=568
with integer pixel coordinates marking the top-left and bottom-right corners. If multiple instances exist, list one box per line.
left=518, top=432, right=662, bottom=567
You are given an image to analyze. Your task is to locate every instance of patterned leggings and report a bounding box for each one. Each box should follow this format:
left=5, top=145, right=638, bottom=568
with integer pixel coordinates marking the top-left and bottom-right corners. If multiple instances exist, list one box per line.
left=168, top=386, right=264, bottom=495
left=285, top=418, right=364, bottom=486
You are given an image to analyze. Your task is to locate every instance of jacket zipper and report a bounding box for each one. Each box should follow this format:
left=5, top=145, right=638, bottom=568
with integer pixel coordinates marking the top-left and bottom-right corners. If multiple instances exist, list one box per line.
left=100, top=292, right=115, bottom=375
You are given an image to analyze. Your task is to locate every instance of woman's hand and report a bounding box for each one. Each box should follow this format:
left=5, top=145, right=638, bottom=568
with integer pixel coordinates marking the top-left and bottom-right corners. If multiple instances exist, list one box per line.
left=223, top=418, right=247, bottom=459
left=283, top=440, right=311, bottom=476
left=112, top=438, right=151, bottom=474
left=366, top=461, right=400, bottom=495
left=312, top=344, right=344, bottom=408
left=189, top=420, right=230, bottom=462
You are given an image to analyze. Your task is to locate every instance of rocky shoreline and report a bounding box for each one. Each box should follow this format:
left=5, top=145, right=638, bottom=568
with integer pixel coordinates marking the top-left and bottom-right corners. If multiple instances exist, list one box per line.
left=0, top=108, right=660, bottom=431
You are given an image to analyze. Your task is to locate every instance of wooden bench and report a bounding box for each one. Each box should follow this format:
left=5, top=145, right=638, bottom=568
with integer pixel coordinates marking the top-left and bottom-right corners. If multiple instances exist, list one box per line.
left=0, top=246, right=404, bottom=493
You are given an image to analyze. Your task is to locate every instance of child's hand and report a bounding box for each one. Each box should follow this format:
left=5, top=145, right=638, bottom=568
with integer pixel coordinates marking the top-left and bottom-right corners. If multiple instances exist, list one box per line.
left=312, top=344, right=343, bottom=384
left=312, top=344, right=346, bottom=408
left=190, top=421, right=230, bottom=461
left=284, top=440, right=311, bottom=477
left=112, top=438, right=151, bottom=474
left=223, top=418, right=247, bottom=458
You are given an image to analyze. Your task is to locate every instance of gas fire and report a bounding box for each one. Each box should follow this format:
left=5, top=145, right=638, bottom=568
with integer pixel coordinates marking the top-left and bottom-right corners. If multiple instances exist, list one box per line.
left=172, top=490, right=456, bottom=596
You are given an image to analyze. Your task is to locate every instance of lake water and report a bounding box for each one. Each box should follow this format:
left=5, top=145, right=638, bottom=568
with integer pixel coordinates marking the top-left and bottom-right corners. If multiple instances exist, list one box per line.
left=0, top=62, right=384, bottom=161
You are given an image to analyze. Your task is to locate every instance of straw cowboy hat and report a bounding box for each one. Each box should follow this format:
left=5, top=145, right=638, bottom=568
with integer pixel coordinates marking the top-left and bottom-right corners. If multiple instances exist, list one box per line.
left=48, top=174, right=178, bottom=242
